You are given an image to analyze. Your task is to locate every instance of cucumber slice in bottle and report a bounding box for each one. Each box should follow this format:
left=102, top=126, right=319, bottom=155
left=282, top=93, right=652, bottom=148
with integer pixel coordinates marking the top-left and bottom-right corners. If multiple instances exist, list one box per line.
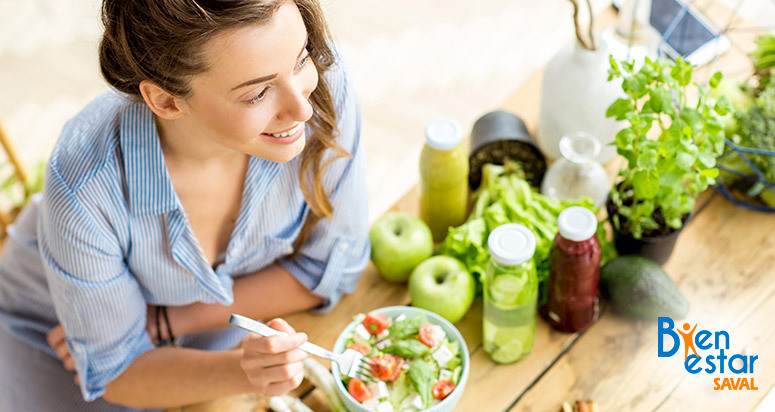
left=489, top=274, right=526, bottom=305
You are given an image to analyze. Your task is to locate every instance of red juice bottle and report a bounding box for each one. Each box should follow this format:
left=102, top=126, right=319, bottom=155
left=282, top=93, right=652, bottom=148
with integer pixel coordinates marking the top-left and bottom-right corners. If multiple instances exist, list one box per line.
left=545, top=206, right=601, bottom=333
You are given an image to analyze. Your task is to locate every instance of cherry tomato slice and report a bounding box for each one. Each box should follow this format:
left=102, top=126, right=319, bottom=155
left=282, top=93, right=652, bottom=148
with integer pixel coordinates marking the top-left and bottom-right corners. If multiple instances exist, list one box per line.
left=419, top=323, right=439, bottom=347
left=348, top=377, right=372, bottom=402
left=432, top=379, right=456, bottom=400
left=362, top=312, right=390, bottom=335
left=369, top=354, right=398, bottom=381
left=388, top=356, right=405, bottom=382
left=346, top=343, right=371, bottom=355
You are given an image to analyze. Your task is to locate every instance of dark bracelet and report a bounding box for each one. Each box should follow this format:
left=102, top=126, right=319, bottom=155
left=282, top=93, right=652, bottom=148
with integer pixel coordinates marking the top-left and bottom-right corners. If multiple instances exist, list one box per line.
left=154, top=306, right=176, bottom=347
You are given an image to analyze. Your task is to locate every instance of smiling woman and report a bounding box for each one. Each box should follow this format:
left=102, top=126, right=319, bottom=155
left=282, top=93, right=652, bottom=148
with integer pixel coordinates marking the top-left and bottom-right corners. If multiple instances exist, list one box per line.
left=0, top=0, right=369, bottom=411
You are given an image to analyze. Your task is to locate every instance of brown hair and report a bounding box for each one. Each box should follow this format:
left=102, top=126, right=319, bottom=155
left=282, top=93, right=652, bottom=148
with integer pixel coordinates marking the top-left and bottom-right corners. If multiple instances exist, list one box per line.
left=98, top=0, right=349, bottom=255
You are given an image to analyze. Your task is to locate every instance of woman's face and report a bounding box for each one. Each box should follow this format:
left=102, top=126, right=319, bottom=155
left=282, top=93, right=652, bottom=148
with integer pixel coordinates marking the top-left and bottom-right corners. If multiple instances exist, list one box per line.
left=183, top=2, right=318, bottom=163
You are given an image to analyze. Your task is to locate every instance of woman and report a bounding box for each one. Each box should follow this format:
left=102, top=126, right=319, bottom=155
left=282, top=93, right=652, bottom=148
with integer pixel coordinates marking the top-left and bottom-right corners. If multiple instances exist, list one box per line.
left=0, top=0, right=369, bottom=410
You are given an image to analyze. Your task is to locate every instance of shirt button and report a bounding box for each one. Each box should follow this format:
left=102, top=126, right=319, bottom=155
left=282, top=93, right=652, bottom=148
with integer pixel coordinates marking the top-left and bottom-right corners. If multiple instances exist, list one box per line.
left=338, top=242, right=349, bottom=252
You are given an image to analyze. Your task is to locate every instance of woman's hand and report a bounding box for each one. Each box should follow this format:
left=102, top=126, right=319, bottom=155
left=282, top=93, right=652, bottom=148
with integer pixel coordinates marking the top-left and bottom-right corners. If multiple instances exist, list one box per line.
left=239, top=318, right=308, bottom=396
left=46, top=325, right=79, bottom=384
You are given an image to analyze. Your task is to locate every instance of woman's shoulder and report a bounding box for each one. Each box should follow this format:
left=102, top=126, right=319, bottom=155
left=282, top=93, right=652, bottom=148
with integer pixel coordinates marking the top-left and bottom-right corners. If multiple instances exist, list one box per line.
left=47, top=90, right=133, bottom=194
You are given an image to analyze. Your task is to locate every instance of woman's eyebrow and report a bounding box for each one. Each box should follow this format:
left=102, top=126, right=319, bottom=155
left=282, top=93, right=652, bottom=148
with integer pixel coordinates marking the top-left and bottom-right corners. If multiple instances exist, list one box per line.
left=230, top=36, right=310, bottom=91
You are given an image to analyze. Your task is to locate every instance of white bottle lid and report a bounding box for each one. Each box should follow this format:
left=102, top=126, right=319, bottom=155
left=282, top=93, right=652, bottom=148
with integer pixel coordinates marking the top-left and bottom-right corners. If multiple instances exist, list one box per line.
left=557, top=206, right=597, bottom=242
left=487, top=223, right=536, bottom=266
left=425, top=118, right=463, bottom=151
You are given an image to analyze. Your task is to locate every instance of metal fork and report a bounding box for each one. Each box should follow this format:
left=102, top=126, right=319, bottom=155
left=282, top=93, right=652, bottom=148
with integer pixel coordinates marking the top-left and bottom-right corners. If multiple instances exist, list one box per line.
left=229, top=314, right=376, bottom=381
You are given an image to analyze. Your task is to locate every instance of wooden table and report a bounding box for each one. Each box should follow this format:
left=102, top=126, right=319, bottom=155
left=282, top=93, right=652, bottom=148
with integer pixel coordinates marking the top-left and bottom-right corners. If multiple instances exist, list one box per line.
left=167, top=2, right=773, bottom=411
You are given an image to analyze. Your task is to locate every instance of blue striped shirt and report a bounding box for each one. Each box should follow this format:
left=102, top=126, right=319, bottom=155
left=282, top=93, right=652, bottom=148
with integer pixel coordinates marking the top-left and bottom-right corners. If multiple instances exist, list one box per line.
left=0, top=54, right=369, bottom=402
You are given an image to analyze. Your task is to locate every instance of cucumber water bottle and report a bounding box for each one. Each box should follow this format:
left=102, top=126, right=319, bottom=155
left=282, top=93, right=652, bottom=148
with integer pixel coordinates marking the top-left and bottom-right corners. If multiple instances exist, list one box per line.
left=483, top=223, right=538, bottom=364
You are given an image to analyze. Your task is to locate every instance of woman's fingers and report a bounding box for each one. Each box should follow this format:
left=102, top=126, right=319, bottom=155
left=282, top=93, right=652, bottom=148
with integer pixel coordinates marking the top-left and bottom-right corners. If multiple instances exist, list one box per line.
left=267, top=318, right=296, bottom=335
left=242, top=331, right=307, bottom=355
left=244, top=348, right=308, bottom=368
left=46, top=324, right=65, bottom=349
left=262, top=373, right=305, bottom=397
left=63, top=353, right=76, bottom=371
left=54, top=340, right=70, bottom=361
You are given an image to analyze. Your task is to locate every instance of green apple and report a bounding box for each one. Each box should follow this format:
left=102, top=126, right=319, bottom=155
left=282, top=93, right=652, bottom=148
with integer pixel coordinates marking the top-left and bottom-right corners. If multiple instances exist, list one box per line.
left=409, top=256, right=475, bottom=323
left=369, top=212, right=434, bottom=282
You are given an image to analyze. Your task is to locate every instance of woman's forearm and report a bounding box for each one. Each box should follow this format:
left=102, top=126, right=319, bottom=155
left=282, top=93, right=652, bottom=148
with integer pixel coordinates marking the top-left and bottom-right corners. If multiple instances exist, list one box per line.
left=171, top=264, right=324, bottom=336
left=103, top=347, right=251, bottom=408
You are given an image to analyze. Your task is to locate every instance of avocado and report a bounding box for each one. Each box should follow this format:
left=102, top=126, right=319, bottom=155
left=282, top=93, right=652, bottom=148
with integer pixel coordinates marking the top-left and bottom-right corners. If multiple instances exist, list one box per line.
left=599, top=256, right=689, bottom=320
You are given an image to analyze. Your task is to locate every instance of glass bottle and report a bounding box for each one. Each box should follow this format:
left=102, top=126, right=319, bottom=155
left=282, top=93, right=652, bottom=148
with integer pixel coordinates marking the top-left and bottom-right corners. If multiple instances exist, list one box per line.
left=419, top=118, right=469, bottom=242
left=483, top=223, right=537, bottom=364
left=541, top=131, right=610, bottom=207
left=545, top=206, right=602, bottom=333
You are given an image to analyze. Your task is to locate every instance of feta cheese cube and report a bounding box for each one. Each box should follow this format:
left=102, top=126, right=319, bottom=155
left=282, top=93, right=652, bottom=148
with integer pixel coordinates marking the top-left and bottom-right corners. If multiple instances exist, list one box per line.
left=361, top=398, right=380, bottom=410
left=401, top=361, right=410, bottom=370
left=439, top=368, right=453, bottom=381
left=376, top=329, right=390, bottom=340
left=367, top=381, right=389, bottom=400
left=428, top=324, right=446, bottom=347
left=353, top=324, right=371, bottom=345
left=395, top=314, right=406, bottom=322
left=375, top=339, right=392, bottom=351
left=432, top=344, right=454, bottom=368
left=411, top=394, right=424, bottom=409
left=376, top=401, right=394, bottom=412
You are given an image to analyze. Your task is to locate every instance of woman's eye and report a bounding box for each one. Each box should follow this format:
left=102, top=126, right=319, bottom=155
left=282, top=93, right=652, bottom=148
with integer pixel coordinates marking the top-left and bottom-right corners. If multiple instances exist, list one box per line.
left=247, top=87, right=269, bottom=105
left=296, top=54, right=310, bottom=70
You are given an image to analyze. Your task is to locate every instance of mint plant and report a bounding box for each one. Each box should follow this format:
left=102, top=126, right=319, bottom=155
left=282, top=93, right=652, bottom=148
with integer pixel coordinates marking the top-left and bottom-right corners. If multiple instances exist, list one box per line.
left=605, top=57, right=730, bottom=238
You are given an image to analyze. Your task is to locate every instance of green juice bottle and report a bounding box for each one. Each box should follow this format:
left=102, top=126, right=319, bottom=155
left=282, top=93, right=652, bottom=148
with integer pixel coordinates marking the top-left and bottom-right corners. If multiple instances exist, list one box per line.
left=419, top=118, right=469, bottom=242
left=483, top=223, right=538, bottom=364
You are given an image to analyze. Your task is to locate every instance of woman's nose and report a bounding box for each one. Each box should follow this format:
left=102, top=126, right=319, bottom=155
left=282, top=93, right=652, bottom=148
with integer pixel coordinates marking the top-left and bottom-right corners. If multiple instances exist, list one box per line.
left=276, top=81, right=314, bottom=123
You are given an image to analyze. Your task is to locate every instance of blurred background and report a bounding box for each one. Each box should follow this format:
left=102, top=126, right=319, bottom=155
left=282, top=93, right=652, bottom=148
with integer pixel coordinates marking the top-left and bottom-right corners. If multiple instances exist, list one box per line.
left=0, top=0, right=773, bottom=220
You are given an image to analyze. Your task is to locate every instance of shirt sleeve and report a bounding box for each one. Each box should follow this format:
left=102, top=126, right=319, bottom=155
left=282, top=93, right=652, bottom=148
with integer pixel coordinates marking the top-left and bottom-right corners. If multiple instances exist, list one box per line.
left=38, top=164, right=153, bottom=402
left=278, top=48, right=371, bottom=313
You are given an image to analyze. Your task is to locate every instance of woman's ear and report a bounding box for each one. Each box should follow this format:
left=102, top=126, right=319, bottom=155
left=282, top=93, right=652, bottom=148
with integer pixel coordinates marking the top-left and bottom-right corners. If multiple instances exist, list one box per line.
left=139, top=80, right=188, bottom=120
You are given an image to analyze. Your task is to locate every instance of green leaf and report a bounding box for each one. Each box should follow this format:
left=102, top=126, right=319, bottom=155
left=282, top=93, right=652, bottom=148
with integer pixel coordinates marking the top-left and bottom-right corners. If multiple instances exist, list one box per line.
left=675, top=151, right=696, bottom=170
left=698, top=152, right=716, bottom=168
left=383, top=339, right=430, bottom=358
left=633, top=170, right=660, bottom=199
left=649, top=87, right=672, bottom=113
left=409, top=360, right=433, bottom=408
left=388, top=314, right=427, bottom=339
left=710, top=71, right=723, bottom=89
left=701, top=168, right=719, bottom=178
left=606, top=98, right=635, bottom=120
left=714, top=95, right=732, bottom=116
left=637, top=151, right=658, bottom=170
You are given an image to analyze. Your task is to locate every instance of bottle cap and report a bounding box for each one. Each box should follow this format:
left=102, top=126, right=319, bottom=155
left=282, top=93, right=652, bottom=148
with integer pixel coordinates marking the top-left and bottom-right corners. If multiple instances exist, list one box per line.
left=487, top=223, right=536, bottom=266
left=425, top=118, right=463, bottom=151
left=557, top=206, right=597, bottom=242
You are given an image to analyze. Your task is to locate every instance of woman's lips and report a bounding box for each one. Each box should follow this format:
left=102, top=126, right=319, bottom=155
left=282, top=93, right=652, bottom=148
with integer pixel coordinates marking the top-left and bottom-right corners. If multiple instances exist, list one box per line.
left=260, top=122, right=305, bottom=145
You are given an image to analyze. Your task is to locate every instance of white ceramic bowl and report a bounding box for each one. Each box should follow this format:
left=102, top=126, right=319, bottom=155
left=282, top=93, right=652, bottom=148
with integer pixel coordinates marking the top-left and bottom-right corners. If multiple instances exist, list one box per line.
left=331, top=306, right=470, bottom=412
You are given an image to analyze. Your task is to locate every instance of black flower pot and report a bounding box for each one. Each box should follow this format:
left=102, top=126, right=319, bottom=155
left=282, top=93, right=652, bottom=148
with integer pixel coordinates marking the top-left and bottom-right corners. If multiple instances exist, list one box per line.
left=468, top=110, right=547, bottom=190
left=605, top=195, right=690, bottom=266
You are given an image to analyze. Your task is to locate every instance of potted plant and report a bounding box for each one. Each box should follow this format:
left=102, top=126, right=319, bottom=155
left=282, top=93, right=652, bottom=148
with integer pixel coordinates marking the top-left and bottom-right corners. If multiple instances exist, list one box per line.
left=604, top=56, right=730, bottom=264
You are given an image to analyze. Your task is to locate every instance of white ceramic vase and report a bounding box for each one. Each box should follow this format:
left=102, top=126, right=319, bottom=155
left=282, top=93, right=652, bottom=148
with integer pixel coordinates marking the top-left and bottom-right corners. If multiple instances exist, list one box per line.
left=538, top=37, right=625, bottom=164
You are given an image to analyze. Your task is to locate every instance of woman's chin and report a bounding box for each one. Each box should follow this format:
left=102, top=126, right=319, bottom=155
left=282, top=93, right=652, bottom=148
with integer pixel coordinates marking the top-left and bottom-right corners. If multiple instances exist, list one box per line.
left=255, top=133, right=306, bottom=163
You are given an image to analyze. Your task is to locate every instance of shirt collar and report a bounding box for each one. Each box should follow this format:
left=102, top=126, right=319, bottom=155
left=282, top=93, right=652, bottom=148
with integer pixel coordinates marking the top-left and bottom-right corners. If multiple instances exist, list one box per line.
left=119, top=101, right=179, bottom=216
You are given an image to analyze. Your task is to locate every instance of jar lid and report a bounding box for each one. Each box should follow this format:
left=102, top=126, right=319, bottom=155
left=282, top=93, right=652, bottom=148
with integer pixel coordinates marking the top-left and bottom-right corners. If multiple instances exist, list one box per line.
left=425, top=118, right=463, bottom=151
left=558, top=206, right=597, bottom=242
left=488, top=223, right=536, bottom=266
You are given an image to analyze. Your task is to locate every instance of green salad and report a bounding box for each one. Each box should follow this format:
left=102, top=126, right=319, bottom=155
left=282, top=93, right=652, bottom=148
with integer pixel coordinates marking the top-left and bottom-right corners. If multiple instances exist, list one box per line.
left=340, top=312, right=463, bottom=411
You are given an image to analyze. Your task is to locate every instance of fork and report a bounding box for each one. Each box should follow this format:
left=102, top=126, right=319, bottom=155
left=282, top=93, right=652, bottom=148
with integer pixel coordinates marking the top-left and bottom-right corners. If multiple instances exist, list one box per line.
left=229, top=314, right=377, bottom=381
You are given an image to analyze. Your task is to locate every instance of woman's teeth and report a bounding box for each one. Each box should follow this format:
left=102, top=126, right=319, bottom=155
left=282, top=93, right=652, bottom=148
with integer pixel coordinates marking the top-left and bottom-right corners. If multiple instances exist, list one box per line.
left=268, top=123, right=303, bottom=138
